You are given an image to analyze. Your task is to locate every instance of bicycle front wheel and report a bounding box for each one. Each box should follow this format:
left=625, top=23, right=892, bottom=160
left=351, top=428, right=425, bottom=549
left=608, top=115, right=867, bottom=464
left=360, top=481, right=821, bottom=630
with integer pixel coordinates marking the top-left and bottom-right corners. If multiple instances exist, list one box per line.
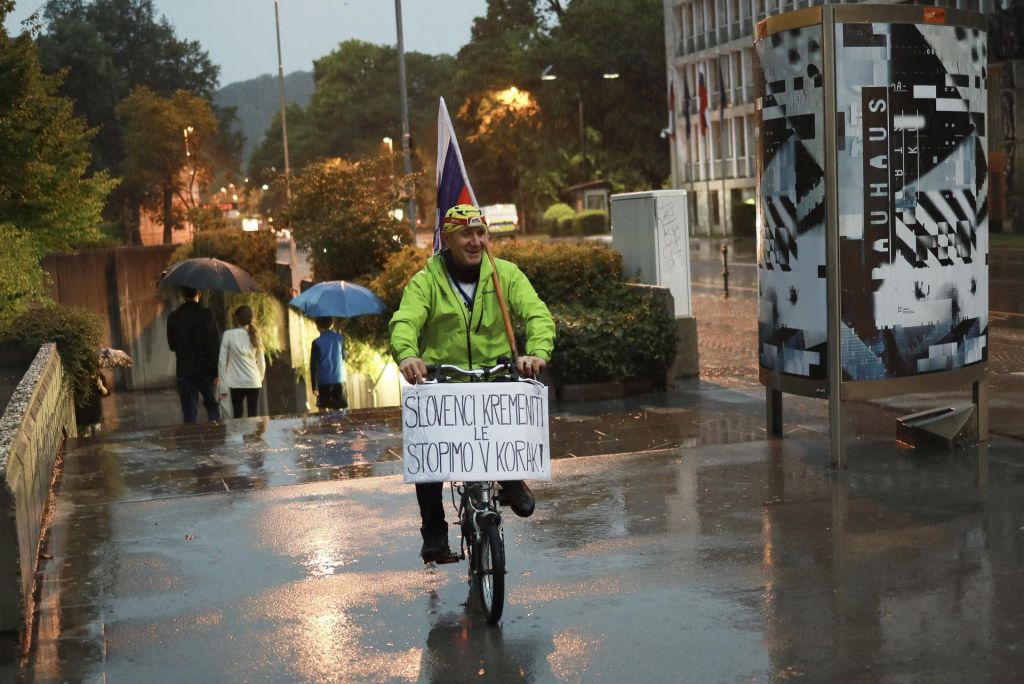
left=472, top=519, right=505, bottom=624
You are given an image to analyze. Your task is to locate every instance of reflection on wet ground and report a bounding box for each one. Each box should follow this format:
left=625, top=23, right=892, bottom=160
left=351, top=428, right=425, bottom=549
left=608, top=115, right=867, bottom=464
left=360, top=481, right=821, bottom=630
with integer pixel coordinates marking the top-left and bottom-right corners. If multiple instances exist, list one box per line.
left=19, top=423, right=1024, bottom=682
left=10, top=285, right=1024, bottom=680
left=61, top=382, right=778, bottom=502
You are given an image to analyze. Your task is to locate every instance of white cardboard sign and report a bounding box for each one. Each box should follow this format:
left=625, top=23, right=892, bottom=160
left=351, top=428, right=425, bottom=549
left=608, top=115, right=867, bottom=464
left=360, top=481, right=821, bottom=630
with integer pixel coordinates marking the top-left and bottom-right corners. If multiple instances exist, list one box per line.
left=401, top=381, right=551, bottom=483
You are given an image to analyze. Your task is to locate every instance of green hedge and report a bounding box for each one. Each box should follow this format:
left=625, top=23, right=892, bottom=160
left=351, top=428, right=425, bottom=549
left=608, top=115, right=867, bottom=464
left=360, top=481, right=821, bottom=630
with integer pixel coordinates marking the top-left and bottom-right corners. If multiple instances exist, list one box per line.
left=575, top=209, right=609, bottom=235
left=542, top=203, right=575, bottom=235
left=546, top=288, right=676, bottom=385
left=1, top=303, right=103, bottom=407
left=353, top=241, right=676, bottom=388
left=493, top=241, right=622, bottom=305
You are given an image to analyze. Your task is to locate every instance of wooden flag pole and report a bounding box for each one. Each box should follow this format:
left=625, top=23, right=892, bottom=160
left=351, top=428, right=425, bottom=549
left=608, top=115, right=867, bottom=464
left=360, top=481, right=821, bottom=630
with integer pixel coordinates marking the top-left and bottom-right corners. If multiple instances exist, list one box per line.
left=483, top=242, right=518, bottom=359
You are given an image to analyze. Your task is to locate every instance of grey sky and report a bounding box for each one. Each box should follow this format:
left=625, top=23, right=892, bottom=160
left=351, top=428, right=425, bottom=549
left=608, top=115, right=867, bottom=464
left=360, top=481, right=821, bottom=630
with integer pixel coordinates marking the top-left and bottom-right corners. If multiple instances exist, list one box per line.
left=5, top=0, right=488, bottom=86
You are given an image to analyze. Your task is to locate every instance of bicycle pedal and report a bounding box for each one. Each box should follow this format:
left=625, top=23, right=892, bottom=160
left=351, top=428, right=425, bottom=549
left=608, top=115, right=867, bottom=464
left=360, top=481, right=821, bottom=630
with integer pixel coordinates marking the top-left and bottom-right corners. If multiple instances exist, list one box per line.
left=434, top=552, right=461, bottom=564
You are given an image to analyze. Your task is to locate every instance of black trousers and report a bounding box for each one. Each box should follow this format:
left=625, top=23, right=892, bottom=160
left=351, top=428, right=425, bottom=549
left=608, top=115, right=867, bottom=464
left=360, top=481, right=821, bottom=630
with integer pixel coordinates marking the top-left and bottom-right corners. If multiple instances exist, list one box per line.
left=416, top=482, right=447, bottom=534
left=415, top=481, right=525, bottom=534
left=316, top=383, right=348, bottom=410
left=230, top=387, right=260, bottom=418
left=177, top=376, right=219, bottom=423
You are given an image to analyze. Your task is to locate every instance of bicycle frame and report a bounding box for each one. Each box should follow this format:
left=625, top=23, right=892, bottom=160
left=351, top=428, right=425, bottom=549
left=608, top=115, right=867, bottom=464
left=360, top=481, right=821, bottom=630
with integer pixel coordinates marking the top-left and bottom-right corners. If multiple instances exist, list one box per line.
left=424, top=358, right=528, bottom=624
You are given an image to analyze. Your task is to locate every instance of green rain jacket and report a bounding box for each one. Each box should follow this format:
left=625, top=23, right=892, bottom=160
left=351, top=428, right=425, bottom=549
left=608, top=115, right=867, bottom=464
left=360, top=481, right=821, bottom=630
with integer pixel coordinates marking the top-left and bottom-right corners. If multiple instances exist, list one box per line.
left=390, top=252, right=555, bottom=369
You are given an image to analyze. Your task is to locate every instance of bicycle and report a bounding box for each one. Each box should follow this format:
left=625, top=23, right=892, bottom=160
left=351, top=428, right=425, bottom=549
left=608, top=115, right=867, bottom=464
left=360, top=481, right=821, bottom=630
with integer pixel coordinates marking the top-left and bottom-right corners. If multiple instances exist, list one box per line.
left=421, top=358, right=540, bottom=624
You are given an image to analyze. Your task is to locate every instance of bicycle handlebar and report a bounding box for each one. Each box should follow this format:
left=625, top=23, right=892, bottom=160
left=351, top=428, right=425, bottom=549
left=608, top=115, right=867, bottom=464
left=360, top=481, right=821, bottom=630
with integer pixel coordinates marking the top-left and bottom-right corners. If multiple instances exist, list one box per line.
left=425, top=357, right=517, bottom=382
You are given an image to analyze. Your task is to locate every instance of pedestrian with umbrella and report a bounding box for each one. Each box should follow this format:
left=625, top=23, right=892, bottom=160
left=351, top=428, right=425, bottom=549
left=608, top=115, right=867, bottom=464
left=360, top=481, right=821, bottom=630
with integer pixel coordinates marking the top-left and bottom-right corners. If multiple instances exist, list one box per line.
left=166, top=287, right=222, bottom=423
left=161, top=258, right=259, bottom=424
left=289, top=281, right=388, bottom=412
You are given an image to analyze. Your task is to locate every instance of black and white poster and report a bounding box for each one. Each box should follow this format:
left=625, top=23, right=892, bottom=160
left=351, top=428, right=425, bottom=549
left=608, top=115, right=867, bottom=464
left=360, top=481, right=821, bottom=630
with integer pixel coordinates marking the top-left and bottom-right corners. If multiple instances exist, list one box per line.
left=835, top=21, right=988, bottom=380
left=756, top=26, right=829, bottom=379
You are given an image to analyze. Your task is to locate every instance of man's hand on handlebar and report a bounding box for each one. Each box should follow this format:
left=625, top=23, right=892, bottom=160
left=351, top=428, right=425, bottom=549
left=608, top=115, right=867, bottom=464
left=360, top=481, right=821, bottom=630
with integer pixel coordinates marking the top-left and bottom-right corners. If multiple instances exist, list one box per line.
left=516, top=355, right=545, bottom=379
left=399, top=357, right=429, bottom=384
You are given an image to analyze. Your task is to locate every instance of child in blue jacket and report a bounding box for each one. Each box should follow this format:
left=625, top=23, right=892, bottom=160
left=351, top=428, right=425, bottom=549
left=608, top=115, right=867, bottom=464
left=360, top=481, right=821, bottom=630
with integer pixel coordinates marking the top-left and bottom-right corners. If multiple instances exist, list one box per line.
left=310, top=317, right=348, bottom=410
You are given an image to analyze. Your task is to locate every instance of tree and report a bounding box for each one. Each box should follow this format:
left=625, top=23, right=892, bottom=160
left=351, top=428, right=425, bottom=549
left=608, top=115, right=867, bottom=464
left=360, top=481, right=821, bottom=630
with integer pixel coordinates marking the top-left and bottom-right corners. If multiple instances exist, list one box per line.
left=118, top=87, right=219, bottom=243
left=535, top=0, right=667, bottom=188
left=447, top=0, right=667, bottom=217
left=36, top=0, right=228, bottom=240
left=248, top=102, right=322, bottom=187
left=0, top=2, right=115, bottom=252
left=307, top=41, right=455, bottom=162
left=38, top=0, right=220, bottom=167
left=0, top=224, right=48, bottom=332
left=281, top=156, right=412, bottom=282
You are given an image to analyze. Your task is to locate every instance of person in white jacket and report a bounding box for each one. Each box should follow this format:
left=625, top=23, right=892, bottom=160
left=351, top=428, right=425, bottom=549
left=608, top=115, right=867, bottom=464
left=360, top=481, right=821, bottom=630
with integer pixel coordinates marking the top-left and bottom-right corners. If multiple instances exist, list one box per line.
left=218, top=305, right=266, bottom=418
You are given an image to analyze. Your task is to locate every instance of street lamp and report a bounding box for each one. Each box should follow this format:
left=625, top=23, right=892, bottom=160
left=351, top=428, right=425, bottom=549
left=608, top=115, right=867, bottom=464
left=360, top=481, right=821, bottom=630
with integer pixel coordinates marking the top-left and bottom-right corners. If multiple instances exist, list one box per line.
left=182, top=125, right=196, bottom=208
left=394, top=0, right=417, bottom=235
left=273, top=0, right=299, bottom=293
left=539, top=65, right=619, bottom=183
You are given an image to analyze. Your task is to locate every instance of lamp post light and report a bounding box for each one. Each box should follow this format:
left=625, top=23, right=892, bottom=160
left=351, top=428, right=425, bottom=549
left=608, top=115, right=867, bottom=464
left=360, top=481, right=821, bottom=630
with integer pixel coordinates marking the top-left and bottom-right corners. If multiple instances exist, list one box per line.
left=539, top=65, right=619, bottom=183
left=273, top=0, right=300, bottom=292
left=394, top=0, right=417, bottom=236
left=182, top=125, right=196, bottom=208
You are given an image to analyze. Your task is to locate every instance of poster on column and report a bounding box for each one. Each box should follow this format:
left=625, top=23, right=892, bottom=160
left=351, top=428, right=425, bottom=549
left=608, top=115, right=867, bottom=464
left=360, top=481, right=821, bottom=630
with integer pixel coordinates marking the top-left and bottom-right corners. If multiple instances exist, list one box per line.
left=834, top=21, right=988, bottom=380
left=755, top=25, right=829, bottom=380
left=402, top=382, right=551, bottom=484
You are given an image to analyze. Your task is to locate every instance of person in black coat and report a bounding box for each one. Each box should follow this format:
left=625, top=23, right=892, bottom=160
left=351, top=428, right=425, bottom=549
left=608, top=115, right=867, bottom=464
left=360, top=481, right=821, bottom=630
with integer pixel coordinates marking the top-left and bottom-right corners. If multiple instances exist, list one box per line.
left=166, top=287, right=221, bottom=423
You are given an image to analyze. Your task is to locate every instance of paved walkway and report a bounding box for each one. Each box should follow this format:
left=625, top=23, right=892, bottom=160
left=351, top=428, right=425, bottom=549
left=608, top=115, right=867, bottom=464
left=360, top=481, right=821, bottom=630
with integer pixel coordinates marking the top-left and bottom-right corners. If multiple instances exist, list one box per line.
left=6, top=279, right=1024, bottom=682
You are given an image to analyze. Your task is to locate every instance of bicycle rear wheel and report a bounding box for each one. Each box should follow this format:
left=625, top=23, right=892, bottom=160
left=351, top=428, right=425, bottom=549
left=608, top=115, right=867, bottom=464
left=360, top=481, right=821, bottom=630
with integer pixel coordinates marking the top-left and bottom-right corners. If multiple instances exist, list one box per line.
left=472, top=519, right=505, bottom=624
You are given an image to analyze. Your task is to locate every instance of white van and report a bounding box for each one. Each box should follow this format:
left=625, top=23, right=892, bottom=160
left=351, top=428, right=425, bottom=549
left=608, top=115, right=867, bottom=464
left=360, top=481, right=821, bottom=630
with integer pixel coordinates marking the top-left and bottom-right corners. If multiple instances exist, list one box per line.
left=481, top=204, right=519, bottom=237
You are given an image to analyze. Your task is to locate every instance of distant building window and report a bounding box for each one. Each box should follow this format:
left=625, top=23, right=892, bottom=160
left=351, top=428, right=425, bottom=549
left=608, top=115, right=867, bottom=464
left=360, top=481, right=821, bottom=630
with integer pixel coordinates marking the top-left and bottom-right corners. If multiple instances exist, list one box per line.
left=710, top=189, right=721, bottom=226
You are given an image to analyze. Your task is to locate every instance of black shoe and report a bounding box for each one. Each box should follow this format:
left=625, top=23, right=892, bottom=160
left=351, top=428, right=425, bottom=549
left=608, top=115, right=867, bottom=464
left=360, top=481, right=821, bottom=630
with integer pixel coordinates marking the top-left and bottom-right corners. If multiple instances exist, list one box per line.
left=500, top=481, right=535, bottom=518
left=419, top=528, right=451, bottom=563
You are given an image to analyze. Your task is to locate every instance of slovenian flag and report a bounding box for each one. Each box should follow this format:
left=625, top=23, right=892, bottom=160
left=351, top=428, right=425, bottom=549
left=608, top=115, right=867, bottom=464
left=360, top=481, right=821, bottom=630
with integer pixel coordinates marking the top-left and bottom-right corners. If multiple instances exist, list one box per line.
left=435, top=97, right=478, bottom=253
left=698, top=70, right=709, bottom=136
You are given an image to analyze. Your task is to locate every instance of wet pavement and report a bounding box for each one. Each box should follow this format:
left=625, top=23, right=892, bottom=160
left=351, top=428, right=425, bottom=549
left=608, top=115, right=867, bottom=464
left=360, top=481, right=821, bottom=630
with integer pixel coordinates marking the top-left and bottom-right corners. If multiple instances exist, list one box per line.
left=12, top=402, right=1024, bottom=683
left=6, top=241, right=1024, bottom=681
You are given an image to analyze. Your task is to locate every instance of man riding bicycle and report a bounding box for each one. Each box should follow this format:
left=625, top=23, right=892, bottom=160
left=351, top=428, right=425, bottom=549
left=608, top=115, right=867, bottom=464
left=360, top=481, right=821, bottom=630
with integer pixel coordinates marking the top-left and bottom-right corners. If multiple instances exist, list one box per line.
left=390, top=204, right=555, bottom=563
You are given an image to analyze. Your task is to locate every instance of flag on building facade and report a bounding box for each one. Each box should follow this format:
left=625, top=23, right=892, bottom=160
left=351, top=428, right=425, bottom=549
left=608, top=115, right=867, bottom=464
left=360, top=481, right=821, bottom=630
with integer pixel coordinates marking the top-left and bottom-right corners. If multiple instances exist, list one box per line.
left=697, top=70, right=709, bottom=136
left=682, top=74, right=692, bottom=140
left=718, top=61, right=729, bottom=121
left=435, top=97, right=478, bottom=253
left=666, top=79, right=675, bottom=137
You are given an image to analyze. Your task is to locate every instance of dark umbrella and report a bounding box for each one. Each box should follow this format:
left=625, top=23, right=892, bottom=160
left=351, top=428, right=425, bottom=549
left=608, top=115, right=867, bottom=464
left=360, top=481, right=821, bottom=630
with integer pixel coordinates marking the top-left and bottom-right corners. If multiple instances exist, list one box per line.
left=161, top=258, right=260, bottom=293
left=288, top=281, right=386, bottom=318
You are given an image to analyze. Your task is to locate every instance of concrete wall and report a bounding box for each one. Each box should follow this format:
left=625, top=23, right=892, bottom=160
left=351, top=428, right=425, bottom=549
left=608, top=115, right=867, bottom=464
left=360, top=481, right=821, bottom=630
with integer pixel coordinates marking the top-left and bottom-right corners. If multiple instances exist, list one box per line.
left=42, top=246, right=178, bottom=390
left=0, top=344, right=76, bottom=636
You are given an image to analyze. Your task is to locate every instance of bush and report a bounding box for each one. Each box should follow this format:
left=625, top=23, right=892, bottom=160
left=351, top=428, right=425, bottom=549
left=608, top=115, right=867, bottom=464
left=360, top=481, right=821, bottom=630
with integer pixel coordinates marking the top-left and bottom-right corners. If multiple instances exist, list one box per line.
left=1, top=303, right=103, bottom=407
left=575, top=209, right=609, bottom=236
left=556, top=215, right=576, bottom=237
left=547, top=287, right=676, bottom=386
left=498, top=241, right=675, bottom=387
left=542, top=203, right=575, bottom=235
left=493, top=241, right=622, bottom=305
left=344, top=241, right=676, bottom=388
left=0, top=224, right=48, bottom=333
left=187, top=206, right=233, bottom=232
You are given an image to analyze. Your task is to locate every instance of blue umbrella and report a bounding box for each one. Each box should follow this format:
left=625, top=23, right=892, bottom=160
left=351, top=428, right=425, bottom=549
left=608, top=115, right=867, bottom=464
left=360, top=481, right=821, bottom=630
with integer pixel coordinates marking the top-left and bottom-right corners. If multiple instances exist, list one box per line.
left=288, top=281, right=387, bottom=318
